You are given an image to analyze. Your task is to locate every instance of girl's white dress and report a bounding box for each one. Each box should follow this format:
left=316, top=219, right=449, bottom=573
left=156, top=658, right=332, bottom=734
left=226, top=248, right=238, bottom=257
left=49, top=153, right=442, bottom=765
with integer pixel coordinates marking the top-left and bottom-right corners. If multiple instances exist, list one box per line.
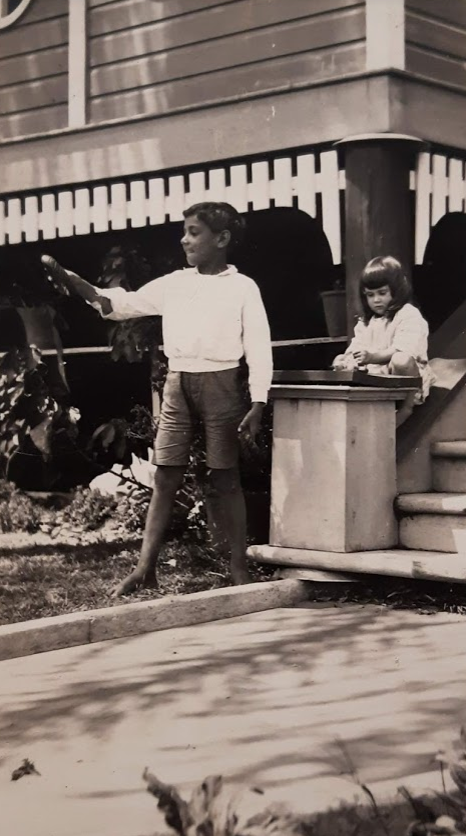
left=339, top=303, right=435, bottom=403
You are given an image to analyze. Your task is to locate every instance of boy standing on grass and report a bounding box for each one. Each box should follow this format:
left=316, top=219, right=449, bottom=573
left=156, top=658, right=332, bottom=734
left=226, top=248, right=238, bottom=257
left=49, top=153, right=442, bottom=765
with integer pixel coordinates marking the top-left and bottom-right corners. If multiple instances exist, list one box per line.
left=42, top=202, right=273, bottom=597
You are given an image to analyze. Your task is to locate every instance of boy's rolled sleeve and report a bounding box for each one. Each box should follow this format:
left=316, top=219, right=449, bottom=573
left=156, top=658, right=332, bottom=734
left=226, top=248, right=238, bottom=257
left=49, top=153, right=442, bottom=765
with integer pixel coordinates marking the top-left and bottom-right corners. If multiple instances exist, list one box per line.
left=242, top=283, right=273, bottom=403
left=91, top=277, right=167, bottom=320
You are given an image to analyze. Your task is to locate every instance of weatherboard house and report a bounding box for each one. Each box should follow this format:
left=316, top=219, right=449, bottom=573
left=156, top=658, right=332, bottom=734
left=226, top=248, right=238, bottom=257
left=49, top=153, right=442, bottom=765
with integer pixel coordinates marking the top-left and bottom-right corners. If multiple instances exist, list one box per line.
left=0, top=0, right=466, bottom=579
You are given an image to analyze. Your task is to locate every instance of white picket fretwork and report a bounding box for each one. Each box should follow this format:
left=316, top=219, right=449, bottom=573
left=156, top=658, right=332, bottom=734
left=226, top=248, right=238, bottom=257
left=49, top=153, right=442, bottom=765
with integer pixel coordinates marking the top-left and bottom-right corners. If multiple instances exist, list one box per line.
left=413, top=150, right=466, bottom=265
left=0, top=150, right=345, bottom=262
left=148, top=179, right=165, bottom=224
left=40, top=194, right=57, bottom=241
left=23, top=196, right=40, bottom=242
left=92, top=185, right=109, bottom=233
left=57, top=192, right=74, bottom=238
left=6, top=198, right=22, bottom=245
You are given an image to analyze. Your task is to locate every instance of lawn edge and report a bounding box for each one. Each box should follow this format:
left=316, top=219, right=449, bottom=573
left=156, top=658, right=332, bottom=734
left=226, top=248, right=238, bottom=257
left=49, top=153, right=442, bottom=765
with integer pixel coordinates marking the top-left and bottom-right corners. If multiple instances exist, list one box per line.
left=0, top=579, right=309, bottom=661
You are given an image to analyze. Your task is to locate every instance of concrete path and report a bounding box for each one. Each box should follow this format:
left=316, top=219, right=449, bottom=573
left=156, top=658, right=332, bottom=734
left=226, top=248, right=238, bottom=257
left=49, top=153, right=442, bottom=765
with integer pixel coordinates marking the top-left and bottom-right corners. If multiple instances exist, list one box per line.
left=1, top=602, right=466, bottom=836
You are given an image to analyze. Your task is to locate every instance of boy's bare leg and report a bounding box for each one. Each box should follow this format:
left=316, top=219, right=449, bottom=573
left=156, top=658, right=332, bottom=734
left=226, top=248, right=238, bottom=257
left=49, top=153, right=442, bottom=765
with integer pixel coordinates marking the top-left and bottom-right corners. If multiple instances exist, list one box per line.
left=206, top=468, right=252, bottom=585
left=111, top=465, right=185, bottom=597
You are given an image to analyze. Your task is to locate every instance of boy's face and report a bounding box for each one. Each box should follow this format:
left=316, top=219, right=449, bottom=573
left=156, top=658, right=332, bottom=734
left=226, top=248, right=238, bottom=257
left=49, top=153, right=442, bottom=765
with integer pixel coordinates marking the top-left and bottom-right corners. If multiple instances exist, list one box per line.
left=181, top=215, right=229, bottom=268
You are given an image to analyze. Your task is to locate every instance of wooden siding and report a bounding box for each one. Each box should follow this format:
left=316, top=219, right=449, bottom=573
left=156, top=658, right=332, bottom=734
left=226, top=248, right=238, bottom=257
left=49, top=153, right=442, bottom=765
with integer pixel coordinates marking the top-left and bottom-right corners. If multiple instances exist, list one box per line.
left=88, top=0, right=366, bottom=125
left=0, top=0, right=68, bottom=140
left=406, top=0, right=466, bottom=92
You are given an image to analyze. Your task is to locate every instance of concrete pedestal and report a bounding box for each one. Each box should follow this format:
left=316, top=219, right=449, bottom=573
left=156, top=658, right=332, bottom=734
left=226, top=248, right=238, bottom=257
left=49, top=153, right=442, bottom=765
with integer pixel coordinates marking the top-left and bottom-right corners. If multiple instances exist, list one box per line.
left=269, top=385, right=411, bottom=553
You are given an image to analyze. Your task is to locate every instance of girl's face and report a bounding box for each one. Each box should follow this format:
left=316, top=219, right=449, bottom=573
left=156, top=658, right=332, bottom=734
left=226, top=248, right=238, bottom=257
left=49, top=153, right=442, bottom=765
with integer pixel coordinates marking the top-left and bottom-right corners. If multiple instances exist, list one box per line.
left=363, top=284, right=393, bottom=316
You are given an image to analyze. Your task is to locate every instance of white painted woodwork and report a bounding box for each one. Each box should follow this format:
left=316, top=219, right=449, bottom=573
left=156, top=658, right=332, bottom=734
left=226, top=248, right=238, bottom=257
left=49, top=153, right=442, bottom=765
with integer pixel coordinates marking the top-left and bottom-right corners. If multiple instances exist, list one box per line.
left=413, top=149, right=466, bottom=264
left=365, top=0, right=405, bottom=70
left=414, top=151, right=431, bottom=265
left=40, top=194, right=57, bottom=240
left=6, top=198, right=22, bottom=245
left=0, top=150, right=344, bottom=262
left=68, top=0, right=87, bottom=128
left=269, top=385, right=400, bottom=553
left=92, top=185, right=109, bottom=233
left=166, top=175, right=185, bottom=221
left=206, top=169, right=227, bottom=203
left=272, top=158, right=293, bottom=208
left=249, top=162, right=270, bottom=211
left=128, top=180, right=147, bottom=228
left=0, top=202, right=5, bottom=246
left=148, top=179, right=166, bottom=224
left=187, top=171, right=206, bottom=207
left=319, top=151, right=342, bottom=265
left=109, top=182, right=127, bottom=229
left=23, top=196, right=39, bottom=242
left=431, top=153, right=448, bottom=225
left=448, top=158, right=464, bottom=212
left=227, top=165, right=248, bottom=213
left=57, top=191, right=74, bottom=237
left=0, top=0, right=33, bottom=30
left=295, top=154, right=317, bottom=218
left=74, top=187, right=91, bottom=235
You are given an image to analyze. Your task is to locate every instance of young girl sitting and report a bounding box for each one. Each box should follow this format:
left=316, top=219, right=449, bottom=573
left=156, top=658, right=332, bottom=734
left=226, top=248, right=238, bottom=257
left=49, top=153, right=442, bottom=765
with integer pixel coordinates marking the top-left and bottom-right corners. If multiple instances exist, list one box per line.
left=332, top=256, right=435, bottom=426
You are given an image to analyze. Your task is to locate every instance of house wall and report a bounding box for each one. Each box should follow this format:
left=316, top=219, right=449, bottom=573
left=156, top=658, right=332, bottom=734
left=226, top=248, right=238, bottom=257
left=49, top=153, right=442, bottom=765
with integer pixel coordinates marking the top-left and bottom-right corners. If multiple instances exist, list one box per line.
left=0, top=0, right=68, bottom=140
left=405, top=0, right=466, bottom=93
left=87, top=0, right=366, bottom=125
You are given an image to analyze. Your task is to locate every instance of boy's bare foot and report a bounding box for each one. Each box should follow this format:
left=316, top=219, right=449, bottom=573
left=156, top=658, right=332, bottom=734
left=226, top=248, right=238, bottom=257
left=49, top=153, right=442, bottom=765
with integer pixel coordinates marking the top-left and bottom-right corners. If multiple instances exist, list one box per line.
left=110, top=569, right=161, bottom=598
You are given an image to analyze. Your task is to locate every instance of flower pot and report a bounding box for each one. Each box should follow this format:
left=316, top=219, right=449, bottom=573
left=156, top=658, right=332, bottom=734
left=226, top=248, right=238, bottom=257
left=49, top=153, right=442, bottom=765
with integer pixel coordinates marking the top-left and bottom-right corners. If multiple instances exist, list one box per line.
left=320, top=289, right=347, bottom=337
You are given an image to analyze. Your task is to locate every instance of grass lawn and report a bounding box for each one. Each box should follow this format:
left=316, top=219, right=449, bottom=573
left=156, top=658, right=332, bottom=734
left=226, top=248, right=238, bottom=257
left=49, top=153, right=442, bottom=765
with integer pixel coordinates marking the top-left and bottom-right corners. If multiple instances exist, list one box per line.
left=0, top=527, right=275, bottom=626
left=1, top=484, right=466, bottom=626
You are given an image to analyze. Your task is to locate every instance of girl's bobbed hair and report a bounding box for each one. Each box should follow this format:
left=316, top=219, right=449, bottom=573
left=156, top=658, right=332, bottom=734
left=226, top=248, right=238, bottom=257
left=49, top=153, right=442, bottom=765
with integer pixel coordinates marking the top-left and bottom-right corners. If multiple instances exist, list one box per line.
left=183, top=202, right=246, bottom=249
left=360, top=255, right=412, bottom=322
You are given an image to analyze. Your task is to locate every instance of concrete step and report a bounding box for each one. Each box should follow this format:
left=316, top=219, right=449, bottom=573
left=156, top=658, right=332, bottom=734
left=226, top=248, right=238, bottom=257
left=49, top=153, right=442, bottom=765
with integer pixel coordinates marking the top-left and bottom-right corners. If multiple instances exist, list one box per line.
left=432, top=441, right=466, bottom=492
left=432, top=441, right=466, bottom=458
left=399, top=513, right=466, bottom=553
left=248, top=544, right=466, bottom=582
left=396, top=492, right=466, bottom=515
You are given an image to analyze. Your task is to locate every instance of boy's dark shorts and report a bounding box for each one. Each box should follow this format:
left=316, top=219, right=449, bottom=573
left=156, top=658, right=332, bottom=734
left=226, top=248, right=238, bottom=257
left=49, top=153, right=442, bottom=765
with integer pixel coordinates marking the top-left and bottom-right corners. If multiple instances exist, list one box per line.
left=155, top=368, right=247, bottom=469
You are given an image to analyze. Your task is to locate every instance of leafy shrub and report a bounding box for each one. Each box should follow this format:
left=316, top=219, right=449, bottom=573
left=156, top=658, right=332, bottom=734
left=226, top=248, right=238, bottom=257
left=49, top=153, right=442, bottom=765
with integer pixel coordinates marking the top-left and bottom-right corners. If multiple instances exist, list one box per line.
left=114, top=489, right=150, bottom=533
left=0, top=480, right=41, bottom=533
left=62, top=487, right=117, bottom=531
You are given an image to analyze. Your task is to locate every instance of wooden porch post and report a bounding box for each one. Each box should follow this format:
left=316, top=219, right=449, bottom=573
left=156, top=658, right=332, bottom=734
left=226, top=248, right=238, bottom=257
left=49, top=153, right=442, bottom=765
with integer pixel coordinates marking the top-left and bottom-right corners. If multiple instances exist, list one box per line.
left=337, top=133, right=424, bottom=338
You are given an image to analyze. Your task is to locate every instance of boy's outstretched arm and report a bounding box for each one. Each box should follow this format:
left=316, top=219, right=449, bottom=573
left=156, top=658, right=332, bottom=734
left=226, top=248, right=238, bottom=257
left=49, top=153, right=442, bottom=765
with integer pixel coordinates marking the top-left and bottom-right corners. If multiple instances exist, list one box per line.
left=41, top=255, right=113, bottom=315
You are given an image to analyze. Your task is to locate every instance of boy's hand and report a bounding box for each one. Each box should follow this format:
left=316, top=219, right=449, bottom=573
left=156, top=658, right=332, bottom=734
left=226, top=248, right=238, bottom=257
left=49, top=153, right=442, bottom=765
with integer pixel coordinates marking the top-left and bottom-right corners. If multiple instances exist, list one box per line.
left=41, top=255, right=72, bottom=296
left=238, top=403, right=264, bottom=442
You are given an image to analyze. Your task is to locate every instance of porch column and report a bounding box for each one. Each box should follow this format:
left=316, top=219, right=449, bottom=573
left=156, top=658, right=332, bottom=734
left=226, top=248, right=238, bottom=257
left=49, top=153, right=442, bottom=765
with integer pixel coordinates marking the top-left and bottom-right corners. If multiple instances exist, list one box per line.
left=337, top=133, right=424, bottom=338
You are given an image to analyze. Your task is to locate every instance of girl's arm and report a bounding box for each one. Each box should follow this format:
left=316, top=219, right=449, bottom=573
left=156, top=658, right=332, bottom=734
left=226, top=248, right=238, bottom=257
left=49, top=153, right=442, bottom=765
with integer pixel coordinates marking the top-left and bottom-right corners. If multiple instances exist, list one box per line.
left=332, top=321, right=367, bottom=368
left=354, top=306, right=429, bottom=365
left=353, top=346, right=395, bottom=365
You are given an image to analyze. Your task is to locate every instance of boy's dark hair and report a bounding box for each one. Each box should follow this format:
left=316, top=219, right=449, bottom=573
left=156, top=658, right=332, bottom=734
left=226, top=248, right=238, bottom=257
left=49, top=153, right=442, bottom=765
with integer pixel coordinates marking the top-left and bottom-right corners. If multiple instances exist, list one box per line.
left=359, top=255, right=412, bottom=322
left=183, top=202, right=246, bottom=249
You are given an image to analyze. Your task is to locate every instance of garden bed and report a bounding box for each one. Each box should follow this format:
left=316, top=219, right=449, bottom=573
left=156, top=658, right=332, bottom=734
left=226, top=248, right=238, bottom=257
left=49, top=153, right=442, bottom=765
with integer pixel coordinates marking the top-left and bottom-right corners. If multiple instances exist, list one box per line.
left=2, top=481, right=466, bottom=627
left=0, top=528, right=276, bottom=626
